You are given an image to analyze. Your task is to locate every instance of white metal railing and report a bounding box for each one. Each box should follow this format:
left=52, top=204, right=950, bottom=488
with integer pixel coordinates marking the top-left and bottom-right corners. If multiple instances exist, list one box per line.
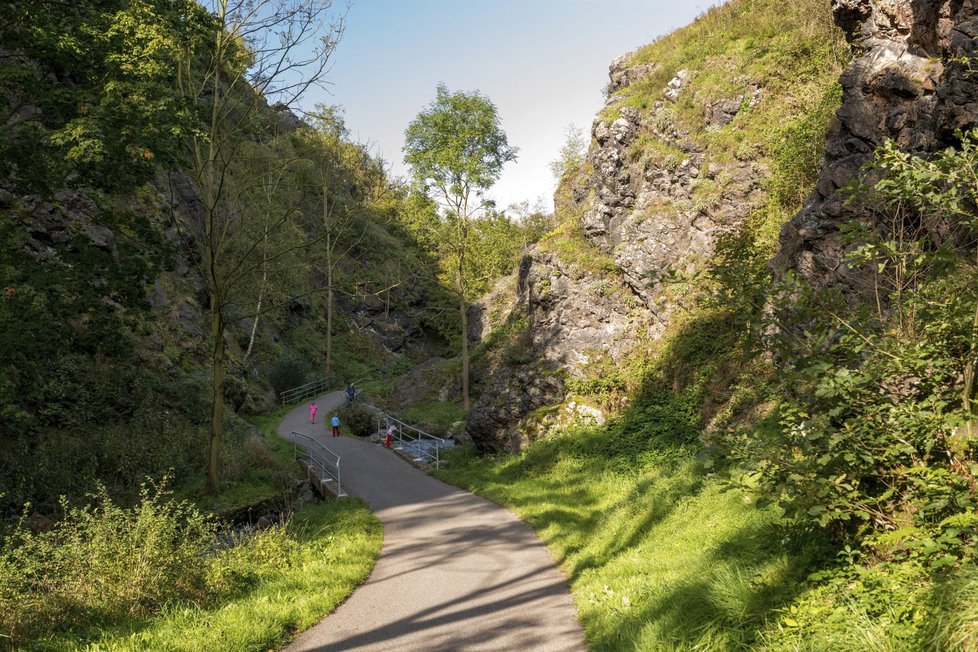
left=377, top=415, right=450, bottom=469
left=280, top=377, right=329, bottom=405
left=291, top=431, right=345, bottom=497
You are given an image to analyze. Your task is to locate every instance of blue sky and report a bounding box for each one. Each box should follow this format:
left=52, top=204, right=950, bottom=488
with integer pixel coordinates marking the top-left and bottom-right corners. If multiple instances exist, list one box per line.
left=305, top=0, right=723, bottom=212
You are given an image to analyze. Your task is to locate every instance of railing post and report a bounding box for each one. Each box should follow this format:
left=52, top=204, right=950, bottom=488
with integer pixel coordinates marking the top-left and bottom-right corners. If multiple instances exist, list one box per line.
left=336, top=457, right=342, bottom=496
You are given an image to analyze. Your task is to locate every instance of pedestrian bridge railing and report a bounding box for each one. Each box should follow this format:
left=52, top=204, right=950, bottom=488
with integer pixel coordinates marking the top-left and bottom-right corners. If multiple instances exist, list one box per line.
left=291, top=431, right=345, bottom=497
left=377, top=415, right=454, bottom=469
left=280, top=377, right=329, bottom=405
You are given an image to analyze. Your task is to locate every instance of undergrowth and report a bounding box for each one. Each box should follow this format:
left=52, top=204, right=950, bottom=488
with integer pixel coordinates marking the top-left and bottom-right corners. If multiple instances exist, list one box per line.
left=0, top=482, right=381, bottom=651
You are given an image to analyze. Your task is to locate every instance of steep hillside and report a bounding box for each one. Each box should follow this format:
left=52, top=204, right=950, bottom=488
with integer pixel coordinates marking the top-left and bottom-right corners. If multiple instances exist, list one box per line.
left=468, top=0, right=845, bottom=452
left=449, top=0, right=978, bottom=648
left=0, top=2, right=454, bottom=513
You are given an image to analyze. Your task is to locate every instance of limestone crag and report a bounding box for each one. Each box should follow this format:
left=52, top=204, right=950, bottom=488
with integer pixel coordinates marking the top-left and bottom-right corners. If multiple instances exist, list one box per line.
left=775, top=0, right=978, bottom=289
left=582, top=71, right=766, bottom=335
left=467, top=252, right=640, bottom=452
left=466, top=46, right=769, bottom=451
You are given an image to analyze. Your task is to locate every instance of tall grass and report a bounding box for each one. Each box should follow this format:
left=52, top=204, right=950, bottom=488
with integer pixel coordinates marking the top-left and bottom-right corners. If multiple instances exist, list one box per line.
left=0, top=484, right=381, bottom=650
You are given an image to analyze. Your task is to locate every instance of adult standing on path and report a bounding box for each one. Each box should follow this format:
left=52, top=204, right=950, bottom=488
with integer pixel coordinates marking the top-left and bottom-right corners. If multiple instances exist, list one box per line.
left=278, top=392, right=586, bottom=652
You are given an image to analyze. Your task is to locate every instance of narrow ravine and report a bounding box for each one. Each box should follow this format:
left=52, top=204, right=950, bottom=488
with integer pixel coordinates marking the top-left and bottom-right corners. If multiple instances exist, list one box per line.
left=277, top=392, right=586, bottom=651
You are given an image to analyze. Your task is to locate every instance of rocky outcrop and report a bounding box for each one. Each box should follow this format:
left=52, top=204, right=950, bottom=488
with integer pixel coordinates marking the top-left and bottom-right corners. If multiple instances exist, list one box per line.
left=581, top=74, right=766, bottom=336
left=774, top=0, right=978, bottom=289
left=467, top=252, right=641, bottom=452
left=607, top=51, right=659, bottom=95
left=467, top=33, right=771, bottom=451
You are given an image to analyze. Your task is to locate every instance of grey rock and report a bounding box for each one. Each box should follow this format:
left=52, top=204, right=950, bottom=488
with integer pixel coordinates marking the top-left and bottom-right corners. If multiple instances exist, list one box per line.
left=774, top=0, right=978, bottom=291
left=608, top=51, right=660, bottom=94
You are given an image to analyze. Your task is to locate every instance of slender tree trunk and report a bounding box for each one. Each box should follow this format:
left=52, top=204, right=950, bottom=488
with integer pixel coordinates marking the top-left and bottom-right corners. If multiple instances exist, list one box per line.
left=207, top=294, right=226, bottom=494
left=964, top=300, right=978, bottom=439
left=244, top=284, right=264, bottom=361
left=243, top=243, right=268, bottom=361
left=325, top=244, right=334, bottom=382
left=458, top=255, right=469, bottom=412
left=322, top=179, right=334, bottom=382
left=203, top=16, right=225, bottom=495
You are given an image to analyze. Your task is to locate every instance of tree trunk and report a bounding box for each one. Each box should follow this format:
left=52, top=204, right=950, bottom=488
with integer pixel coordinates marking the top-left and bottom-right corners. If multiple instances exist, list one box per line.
left=206, top=295, right=226, bottom=494
left=244, top=229, right=270, bottom=361
left=458, top=252, right=469, bottom=412
left=325, top=253, right=333, bottom=382
left=963, top=300, right=978, bottom=439
left=243, top=279, right=265, bottom=361
left=461, top=292, right=470, bottom=412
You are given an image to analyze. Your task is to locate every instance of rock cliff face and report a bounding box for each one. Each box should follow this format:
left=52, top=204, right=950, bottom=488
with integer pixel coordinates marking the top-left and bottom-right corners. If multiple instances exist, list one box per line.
left=467, top=51, right=768, bottom=451
left=775, top=0, right=978, bottom=288
left=581, top=78, right=766, bottom=330
left=467, top=252, right=640, bottom=452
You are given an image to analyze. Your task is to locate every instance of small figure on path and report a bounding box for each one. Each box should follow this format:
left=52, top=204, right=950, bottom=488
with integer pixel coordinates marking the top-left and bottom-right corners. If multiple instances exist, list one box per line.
left=385, top=424, right=395, bottom=448
left=345, top=382, right=356, bottom=404
left=331, top=414, right=340, bottom=437
left=309, top=401, right=317, bottom=424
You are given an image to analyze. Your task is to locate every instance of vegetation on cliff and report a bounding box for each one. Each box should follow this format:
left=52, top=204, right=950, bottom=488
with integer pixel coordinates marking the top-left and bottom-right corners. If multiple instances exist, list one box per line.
left=446, top=0, right=978, bottom=648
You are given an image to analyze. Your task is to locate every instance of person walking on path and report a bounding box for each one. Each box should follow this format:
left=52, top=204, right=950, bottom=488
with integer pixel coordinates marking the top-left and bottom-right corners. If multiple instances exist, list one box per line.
left=385, top=424, right=395, bottom=448
left=331, top=414, right=340, bottom=437
left=309, top=401, right=317, bottom=424
left=345, top=382, right=356, bottom=404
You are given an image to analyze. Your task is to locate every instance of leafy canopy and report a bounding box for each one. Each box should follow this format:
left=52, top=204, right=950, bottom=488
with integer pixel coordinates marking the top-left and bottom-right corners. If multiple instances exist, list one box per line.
left=403, top=83, right=517, bottom=213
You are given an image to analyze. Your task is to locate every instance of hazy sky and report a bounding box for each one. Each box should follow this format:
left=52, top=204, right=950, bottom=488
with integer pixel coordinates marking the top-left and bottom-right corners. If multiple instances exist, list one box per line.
left=306, top=1, right=723, bottom=212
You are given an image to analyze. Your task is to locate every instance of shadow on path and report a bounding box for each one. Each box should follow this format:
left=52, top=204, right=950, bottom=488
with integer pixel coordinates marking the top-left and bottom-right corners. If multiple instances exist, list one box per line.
left=277, top=392, right=586, bottom=652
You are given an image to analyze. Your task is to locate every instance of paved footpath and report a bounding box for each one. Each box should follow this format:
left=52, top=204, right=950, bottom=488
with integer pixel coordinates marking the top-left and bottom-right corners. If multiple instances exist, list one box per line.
left=278, top=392, right=587, bottom=652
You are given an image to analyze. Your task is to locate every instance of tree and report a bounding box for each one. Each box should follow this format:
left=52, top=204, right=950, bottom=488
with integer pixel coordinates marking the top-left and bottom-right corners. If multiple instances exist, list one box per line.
left=403, top=84, right=518, bottom=411
left=173, top=0, right=344, bottom=493
left=548, top=123, right=587, bottom=183
left=293, top=107, right=386, bottom=383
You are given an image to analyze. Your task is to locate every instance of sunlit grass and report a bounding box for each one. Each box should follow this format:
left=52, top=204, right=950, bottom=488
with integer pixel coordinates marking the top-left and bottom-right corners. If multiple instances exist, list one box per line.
left=438, top=441, right=814, bottom=650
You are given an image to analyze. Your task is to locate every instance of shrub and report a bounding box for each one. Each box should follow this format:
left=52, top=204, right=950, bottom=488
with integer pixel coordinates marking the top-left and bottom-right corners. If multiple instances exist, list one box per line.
left=337, top=402, right=376, bottom=437
left=0, top=478, right=310, bottom=648
left=0, top=480, right=216, bottom=644
left=265, top=353, right=313, bottom=397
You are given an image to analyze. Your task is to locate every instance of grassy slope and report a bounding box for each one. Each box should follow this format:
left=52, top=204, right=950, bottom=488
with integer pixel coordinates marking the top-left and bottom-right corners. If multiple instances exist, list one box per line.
left=439, top=443, right=813, bottom=650
left=24, top=411, right=383, bottom=652
left=33, top=500, right=381, bottom=652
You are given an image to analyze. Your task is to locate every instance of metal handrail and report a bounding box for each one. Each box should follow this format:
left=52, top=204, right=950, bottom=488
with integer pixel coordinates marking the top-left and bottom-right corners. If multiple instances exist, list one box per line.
left=291, top=431, right=345, bottom=497
left=378, top=414, right=447, bottom=469
left=280, top=377, right=329, bottom=405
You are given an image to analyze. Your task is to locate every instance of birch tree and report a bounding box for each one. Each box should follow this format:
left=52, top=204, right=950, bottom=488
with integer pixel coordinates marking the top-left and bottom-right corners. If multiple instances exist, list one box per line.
left=403, top=84, right=517, bottom=411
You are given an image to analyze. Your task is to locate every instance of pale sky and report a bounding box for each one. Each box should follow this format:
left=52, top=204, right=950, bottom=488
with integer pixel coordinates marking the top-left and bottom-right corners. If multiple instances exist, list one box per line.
left=305, top=1, right=723, bottom=212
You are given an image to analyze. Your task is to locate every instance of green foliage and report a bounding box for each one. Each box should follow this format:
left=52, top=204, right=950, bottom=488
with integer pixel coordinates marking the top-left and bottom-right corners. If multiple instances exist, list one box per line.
left=0, top=0, right=203, bottom=193
left=404, top=83, right=518, bottom=205
left=337, top=402, right=376, bottom=437
left=402, top=399, right=466, bottom=432
left=266, top=353, right=315, bottom=397
left=0, top=480, right=216, bottom=644
left=2, top=491, right=382, bottom=651
left=720, top=133, right=978, bottom=570
left=549, top=123, right=588, bottom=182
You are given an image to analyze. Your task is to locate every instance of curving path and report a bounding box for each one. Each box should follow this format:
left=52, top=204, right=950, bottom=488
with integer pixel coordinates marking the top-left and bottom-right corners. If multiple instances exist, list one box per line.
left=278, top=392, right=586, bottom=652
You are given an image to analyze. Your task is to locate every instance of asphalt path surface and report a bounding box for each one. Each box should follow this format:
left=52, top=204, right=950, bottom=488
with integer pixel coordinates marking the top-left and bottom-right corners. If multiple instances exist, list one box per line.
left=278, top=391, right=586, bottom=652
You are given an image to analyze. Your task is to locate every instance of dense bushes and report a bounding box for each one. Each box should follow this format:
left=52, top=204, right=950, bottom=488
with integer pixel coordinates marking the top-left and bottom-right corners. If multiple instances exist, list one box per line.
left=0, top=480, right=301, bottom=646
left=338, top=401, right=376, bottom=437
